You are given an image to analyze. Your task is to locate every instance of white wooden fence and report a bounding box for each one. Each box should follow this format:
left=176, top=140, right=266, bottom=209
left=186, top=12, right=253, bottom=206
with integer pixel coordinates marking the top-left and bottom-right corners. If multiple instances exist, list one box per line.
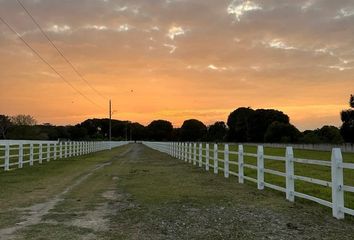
left=143, top=141, right=354, bottom=220
left=0, top=140, right=130, bottom=171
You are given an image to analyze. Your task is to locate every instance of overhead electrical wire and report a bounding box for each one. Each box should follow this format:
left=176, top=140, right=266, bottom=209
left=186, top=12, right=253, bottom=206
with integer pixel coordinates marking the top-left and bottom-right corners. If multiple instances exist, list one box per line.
left=0, top=15, right=104, bottom=109
left=16, top=0, right=107, bottom=101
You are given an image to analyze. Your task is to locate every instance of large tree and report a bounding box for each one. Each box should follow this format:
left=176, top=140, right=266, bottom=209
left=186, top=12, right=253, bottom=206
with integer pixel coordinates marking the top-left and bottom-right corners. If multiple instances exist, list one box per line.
left=264, top=122, right=301, bottom=143
left=0, top=115, right=12, bottom=139
left=180, top=119, right=207, bottom=141
left=247, top=109, right=289, bottom=142
left=207, top=121, right=227, bottom=142
left=227, top=107, right=254, bottom=142
left=147, top=120, right=173, bottom=141
left=340, top=95, right=354, bottom=143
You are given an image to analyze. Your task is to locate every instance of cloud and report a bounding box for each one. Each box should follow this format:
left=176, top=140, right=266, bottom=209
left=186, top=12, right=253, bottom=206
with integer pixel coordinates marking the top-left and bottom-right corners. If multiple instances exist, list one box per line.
left=227, top=0, right=262, bottom=22
left=167, top=26, right=186, bottom=40
left=163, top=43, right=177, bottom=53
left=47, top=24, right=71, bottom=33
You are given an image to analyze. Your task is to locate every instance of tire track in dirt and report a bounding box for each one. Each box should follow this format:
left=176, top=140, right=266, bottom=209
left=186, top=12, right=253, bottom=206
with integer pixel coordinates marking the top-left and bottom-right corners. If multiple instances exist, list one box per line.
left=0, top=145, right=133, bottom=240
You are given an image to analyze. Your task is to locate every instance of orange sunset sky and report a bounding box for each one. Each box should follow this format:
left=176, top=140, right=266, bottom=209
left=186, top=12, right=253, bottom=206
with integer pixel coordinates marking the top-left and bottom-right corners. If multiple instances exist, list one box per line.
left=0, top=0, right=353, bottom=130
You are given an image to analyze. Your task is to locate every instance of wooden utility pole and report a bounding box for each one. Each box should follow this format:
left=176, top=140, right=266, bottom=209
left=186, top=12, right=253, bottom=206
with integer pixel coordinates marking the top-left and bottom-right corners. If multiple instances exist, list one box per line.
left=109, top=100, right=112, bottom=149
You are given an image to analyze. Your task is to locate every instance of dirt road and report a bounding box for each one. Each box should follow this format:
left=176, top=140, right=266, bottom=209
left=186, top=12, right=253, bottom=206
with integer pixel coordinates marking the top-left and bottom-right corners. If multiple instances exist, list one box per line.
left=0, top=144, right=353, bottom=239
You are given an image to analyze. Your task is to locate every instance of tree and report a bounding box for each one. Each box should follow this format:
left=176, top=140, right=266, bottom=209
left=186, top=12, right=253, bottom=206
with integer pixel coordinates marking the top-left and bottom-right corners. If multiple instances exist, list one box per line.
left=180, top=119, right=207, bottom=141
left=264, top=122, right=301, bottom=143
left=11, top=115, right=37, bottom=126
left=207, top=121, right=227, bottom=142
left=247, top=109, right=289, bottom=142
left=147, top=120, right=173, bottom=141
left=130, top=122, right=147, bottom=141
left=0, top=115, right=12, bottom=139
left=227, top=107, right=254, bottom=142
left=302, top=126, right=344, bottom=144
left=340, top=95, right=354, bottom=143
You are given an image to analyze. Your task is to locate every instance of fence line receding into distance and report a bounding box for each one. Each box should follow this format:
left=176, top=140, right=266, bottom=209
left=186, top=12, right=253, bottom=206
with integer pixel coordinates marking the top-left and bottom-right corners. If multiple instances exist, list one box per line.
left=0, top=140, right=130, bottom=171
left=143, top=141, right=354, bottom=220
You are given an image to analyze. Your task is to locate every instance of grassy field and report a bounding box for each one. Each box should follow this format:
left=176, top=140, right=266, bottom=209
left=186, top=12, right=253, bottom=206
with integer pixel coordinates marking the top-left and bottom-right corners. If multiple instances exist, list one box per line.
left=195, top=144, right=354, bottom=210
left=1, top=143, right=354, bottom=239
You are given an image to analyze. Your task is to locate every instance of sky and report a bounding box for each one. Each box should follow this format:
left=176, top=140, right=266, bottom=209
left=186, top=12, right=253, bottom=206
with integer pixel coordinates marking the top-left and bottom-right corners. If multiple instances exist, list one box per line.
left=0, top=0, right=353, bottom=130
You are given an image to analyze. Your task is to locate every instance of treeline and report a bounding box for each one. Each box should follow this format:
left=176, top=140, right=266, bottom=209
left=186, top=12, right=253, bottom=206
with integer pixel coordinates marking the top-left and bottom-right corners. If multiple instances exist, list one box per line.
left=0, top=95, right=353, bottom=143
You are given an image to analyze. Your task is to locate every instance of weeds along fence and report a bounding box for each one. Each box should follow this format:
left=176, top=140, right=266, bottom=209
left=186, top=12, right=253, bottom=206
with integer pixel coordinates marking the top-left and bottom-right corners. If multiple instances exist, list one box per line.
left=143, top=141, right=354, bottom=220
left=0, top=140, right=130, bottom=171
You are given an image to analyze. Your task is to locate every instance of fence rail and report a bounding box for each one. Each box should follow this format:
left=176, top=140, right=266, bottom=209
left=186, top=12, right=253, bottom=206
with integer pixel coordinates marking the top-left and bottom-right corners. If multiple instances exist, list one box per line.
left=143, top=141, right=354, bottom=220
left=0, top=140, right=130, bottom=171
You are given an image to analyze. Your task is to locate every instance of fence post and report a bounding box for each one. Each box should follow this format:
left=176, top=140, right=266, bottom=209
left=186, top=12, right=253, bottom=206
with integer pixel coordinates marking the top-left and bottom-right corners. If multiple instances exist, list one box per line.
left=19, top=144, right=24, bottom=168
left=54, top=143, right=57, bottom=160
left=286, top=147, right=295, bottom=202
left=206, top=144, right=210, bottom=171
left=29, top=143, right=34, bottom=166
left=238, top=145, right=244, bottom=183
left=185, top=143, right=188, bottom=162
left=331, top=148, right=344, bottom=219
left=224, top=144, right=229, bottom=178
left=257, top=145, right=264, bottom=190
left=193, top=143, right=197, bottom=165
left=39, top=143, right=43, bottom=164
left=189, top=143, right=192, bottom=163
left=199, top=143, right=202, bottom=167
left=64, top=142, right=68, bottom=158
left=59, top=142, right=62, bottom=159
left=4, top=144, right=10, bottom=171
left=47, top=143, right=50, bottom=162
left=214, top=144, right=218, bottom=174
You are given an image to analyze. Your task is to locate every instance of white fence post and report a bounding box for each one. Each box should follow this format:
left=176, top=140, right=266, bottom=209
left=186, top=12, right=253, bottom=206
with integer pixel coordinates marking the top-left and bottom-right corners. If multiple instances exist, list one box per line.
left=214, top=144, right=218, bottom=174
left=59, top=142, right=63, bottom=159
left=286, top=147, right=295, bottom=202
left=39, top=143, right=43, bottom=164
left=29, top=143, right=34, bottom=166
left=331, top=148, right=344, bottom=219
left=257, top=145, right=264, bottom=190
left=189, top=143, right=192, bottom=163
left=19, top=144, right=24, bottom=168
left=47, top=143, right=50, bottom=162
left=193, top=143, right=197, bottom=165
left=199, top=143, right=203, bottom=167
left=224, top=144, right=229, bottom=178
left=54, top=143, right=57, bottom=160
left=4, top=144, right=10, bottom=171
left=64, top=142, right=68, bottom=158
left=238, top=145, right=244, bottom=183
left=206, top=144, right=210, bottom=171
left=184, top=143, right=188, bottom=162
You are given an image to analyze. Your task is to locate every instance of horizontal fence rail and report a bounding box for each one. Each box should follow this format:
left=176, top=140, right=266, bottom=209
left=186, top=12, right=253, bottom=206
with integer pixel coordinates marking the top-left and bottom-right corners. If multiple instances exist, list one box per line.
left=0, top=140, right=130, bottom=171
left=143, top=141, right=354, bottom=220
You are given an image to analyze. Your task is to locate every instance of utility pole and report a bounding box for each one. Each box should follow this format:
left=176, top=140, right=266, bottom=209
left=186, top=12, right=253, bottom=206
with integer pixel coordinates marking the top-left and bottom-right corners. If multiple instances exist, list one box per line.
left=109, top=99, right=112, bottom=150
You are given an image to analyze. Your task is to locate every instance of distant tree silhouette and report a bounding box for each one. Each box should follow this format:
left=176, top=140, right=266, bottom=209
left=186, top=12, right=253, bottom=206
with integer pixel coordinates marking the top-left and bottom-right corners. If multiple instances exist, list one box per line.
left=11, top=114, right=37, bottom=126
left=340, top=95, right=354, bottom=142
left=180, top=119, right=207, bottom=141
left=247, top=109, right=289, bottom=142
left=0, top=115, right=12, bottom=139
left=302, top=126, right=343, bottom=144
left=264, top=122, right=301, bottom=143
left=147, top=120, right=173, bottom=141
left=227, top=107, right=290, bottom=142
left=227, top=107, right=254, bottom=142
left=207, top=121, right=227, bottom=142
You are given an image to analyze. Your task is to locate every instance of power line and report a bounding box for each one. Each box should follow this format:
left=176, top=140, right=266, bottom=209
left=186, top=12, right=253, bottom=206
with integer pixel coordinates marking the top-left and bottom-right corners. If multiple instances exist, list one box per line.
left=0, top=15, right=104, bottom=109
left=16, top=0, right=107, bottom=101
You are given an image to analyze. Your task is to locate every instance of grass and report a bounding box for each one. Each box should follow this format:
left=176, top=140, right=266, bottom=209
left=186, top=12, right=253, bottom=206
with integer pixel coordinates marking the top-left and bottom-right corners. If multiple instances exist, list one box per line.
left=191, top=143, right=354, bottom=210
left=1, top=144, right=354, bottom=239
